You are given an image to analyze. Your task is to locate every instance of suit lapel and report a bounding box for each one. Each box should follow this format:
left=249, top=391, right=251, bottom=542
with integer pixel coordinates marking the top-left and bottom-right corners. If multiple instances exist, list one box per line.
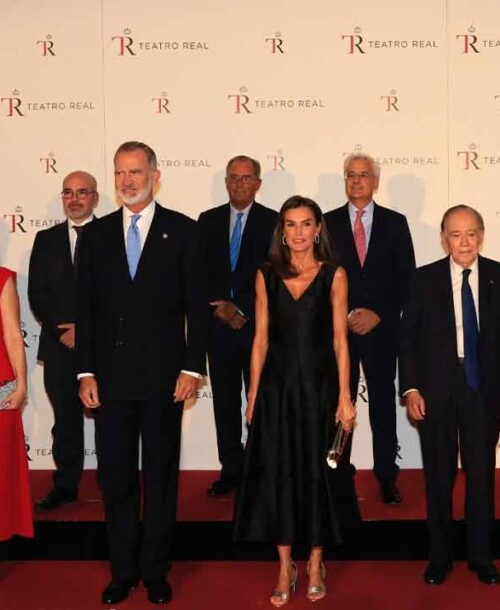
left=56, top=221, right=73, bottom=270
left=133, top=203, right=162, bottom=281
left=238, top=203, right=260, bottom=267
left=478, top=256, right=494, bottom=352
left=339, top=204, right=361, bottom=270
left=110, top=210, right=131, bottom=282
left=439, top=258, right=458, bottom=355
left=363, top=202, right=381, bottom=270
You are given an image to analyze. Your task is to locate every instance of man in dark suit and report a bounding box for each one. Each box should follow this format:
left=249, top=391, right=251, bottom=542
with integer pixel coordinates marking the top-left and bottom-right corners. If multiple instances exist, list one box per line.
left=77, top=141, right=206, bottom=605
left=28, top=171, right=98, bottom=510
left=198, top=155, right=277, bottom=496
left=399, top=205, right=500, bottom=586
left=324, top=153, right=415, bottom=504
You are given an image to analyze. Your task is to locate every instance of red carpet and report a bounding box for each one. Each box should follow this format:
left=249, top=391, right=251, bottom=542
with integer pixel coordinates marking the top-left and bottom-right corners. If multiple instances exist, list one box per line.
left=1, top=560, right=499, bottom=610
left=30, top=469, right=500, bottom=522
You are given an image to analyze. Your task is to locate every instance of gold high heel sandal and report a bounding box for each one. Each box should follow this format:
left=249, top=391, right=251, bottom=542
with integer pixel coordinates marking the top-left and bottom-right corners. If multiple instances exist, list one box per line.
left=306, top=561, right=326, bottom=602
left=270, top=562, right=298, bottom=607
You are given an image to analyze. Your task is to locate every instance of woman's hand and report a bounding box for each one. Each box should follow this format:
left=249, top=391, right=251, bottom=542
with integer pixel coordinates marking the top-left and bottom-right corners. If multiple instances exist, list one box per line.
left=0, top=384, right=26, bottom=410
left=335, top=396, right=356, bottom=432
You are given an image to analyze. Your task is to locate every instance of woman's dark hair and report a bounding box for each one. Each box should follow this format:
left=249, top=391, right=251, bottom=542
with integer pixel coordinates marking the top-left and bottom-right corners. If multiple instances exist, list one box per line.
left=268, top=195, right=336, bottom=278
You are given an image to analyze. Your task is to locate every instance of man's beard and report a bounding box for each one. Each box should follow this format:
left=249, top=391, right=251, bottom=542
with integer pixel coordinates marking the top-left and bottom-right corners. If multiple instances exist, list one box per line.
left=118, top=177, right=153, bottom=206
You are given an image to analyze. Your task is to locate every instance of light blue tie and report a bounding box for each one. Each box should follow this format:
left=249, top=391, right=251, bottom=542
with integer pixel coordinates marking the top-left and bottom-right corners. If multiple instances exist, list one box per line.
left=127, top=214, right=142, bottom=279
left=230, top=212, right=243, bottom=271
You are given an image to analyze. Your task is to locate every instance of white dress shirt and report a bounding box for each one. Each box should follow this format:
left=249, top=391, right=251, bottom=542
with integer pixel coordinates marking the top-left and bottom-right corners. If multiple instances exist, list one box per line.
left=403, top=255, right=480, bottom=396
left=122, top=199, right=156, bottom=249
left=229, top=201, right=253, bottom=240
left=68, top=215, right=95, bottom=262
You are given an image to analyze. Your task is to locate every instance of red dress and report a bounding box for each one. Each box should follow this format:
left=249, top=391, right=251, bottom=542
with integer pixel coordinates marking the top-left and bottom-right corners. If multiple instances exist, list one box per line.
left=0, top=267, right=33, bottom=541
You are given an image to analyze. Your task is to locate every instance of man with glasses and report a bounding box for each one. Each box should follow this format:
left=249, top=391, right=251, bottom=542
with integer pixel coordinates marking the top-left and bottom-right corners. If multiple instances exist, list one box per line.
left=324, top=153, right=415, bottom=504
left=199, top=155, right=277, bottom=496
left=28, top=170, right=98, bottom=510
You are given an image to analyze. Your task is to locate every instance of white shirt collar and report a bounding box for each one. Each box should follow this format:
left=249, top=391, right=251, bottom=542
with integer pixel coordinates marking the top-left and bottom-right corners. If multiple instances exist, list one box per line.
left=68, top=214, right=94, bottom=229
left=450, top=255, right=479, bottom=279
left=123, top=199, right=156, bottom=224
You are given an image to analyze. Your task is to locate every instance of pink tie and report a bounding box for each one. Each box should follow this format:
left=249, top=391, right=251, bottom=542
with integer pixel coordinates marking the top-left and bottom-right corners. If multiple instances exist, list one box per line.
left=354, top=209, right=367, bottom=266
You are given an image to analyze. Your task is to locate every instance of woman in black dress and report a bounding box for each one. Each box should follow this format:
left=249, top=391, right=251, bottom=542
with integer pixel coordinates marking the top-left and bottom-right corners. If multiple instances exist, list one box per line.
left=233, top=196, right=356, bottom=605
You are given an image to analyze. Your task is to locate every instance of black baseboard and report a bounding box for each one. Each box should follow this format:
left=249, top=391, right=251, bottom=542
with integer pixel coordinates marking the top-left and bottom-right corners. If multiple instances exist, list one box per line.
left=4, top=520, right=500, bottom=562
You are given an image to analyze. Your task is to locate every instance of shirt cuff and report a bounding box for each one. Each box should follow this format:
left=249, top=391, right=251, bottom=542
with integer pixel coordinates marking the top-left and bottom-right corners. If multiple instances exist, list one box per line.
left=402, top=388, right=418, bottom=397
left=181, top=370, right=203, bottom=379
left=77, top=373, right=94, bottom=380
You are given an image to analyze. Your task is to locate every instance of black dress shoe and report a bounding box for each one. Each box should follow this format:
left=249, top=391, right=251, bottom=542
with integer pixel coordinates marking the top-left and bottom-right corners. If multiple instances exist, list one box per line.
left=207, top=478, right=237, bottom=497
left=424, top=562, right=453, bottom=585
left=144, top=579, right=172, bottom=605
left=379, top=480, right=403, bottom=505
left=101, top=579, right=139, bottom=604
left=468, top=563, right=499, bottom=585
left=35, top=488, right=77, bottom=510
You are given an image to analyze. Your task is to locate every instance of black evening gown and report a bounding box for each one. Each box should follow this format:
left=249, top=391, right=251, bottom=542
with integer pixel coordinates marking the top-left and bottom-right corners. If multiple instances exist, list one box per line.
left=234, top=263, right=356, bottom=546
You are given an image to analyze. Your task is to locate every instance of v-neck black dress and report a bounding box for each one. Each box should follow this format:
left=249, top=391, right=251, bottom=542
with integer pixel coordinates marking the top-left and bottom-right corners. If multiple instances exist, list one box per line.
left=233, top=262, right=347, bottom=546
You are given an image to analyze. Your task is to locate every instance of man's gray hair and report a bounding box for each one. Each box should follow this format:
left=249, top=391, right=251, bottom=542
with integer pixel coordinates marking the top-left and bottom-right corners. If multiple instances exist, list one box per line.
left=344, top=152, right=380, bottom=178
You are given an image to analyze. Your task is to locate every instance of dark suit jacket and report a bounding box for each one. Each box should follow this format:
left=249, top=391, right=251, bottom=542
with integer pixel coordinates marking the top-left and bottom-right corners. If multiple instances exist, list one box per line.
left=324, top=202, right=415, bottom=332
left=198, top=202, right=277, bottom=333
left=399, top=255, right=500, bottom=419
left=28, top=220, right=78, bottom=361
left=76, top=203, right=207, bottom=400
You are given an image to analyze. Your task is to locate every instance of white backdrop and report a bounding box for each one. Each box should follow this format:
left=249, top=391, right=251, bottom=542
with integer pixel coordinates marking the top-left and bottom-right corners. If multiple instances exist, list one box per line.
left=1, top=0, right=500, bottom=470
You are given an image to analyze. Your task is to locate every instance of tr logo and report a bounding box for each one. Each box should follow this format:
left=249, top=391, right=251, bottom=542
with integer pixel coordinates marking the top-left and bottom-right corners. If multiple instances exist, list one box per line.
left=228, top=89, right=252, bottom=114
left=265, top=33, right=284, bottom=54
left=37, top=37, right=56, bottom=57
left=39, top=154, right=58, bottom=173
left=457, top=148, right=480, bottom=170
left=267, top=153, right=286, bottom=171
left=4, top=211, right=27, bottom=233
left=112, top=30, right=136, bottom=56
left=151, top=94, right=170, bottom=114
left=381, top=93, right=399, bottom=112
left=1, top=92, right=24, bottom=117
left=342, top=29, right=365, bottom=54
left=456, top=27, right=480, bottom=54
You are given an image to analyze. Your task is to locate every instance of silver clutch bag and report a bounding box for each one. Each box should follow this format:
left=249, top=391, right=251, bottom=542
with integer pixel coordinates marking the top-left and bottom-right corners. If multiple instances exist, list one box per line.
left=326, top=424, right=351, bottom=469
left=0, top=379, right=17, bottom=407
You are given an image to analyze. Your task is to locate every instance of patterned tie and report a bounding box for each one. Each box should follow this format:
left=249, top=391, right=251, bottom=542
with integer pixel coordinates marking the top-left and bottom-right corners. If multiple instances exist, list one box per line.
left=127, top=214, right=142, bottom=279
left=462, top=268, right=480, bottom=391
left=354, top=209, right=367, bottom=266
left=230, top=212, right=243, bottom=271
left=72, top=225, right=84, bottom=271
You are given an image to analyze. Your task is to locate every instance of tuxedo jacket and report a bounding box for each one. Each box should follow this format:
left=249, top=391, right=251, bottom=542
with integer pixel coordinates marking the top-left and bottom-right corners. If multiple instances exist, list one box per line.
left=198, top=202, right=277, bottom=334
left=324, top=202, right=415, bottom=333
left=76, top=204, right=207, bottom=400
left=28, top=220, right=80, bottom=362
left=399, top=255, right=500, bottom=419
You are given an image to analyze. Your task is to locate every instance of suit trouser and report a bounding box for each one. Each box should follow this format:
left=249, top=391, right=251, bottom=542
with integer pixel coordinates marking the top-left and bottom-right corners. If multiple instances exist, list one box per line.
left=43, top=350, right=84, bottom=493
left=95, top=396, right=183, bottom=582
left=419, top=366, right=498, bottom=567
left=348, top=326, right=399, bottom=482
left=208, top=325, right=251, bottom=482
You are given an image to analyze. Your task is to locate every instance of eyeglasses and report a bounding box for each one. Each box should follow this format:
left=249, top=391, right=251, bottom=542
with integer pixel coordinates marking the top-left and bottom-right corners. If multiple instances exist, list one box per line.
left=226, top=174, right=257, bottom=185
left=345, top=171, right=374, bottom=180
left=61, top=189, right=96, bottom=199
